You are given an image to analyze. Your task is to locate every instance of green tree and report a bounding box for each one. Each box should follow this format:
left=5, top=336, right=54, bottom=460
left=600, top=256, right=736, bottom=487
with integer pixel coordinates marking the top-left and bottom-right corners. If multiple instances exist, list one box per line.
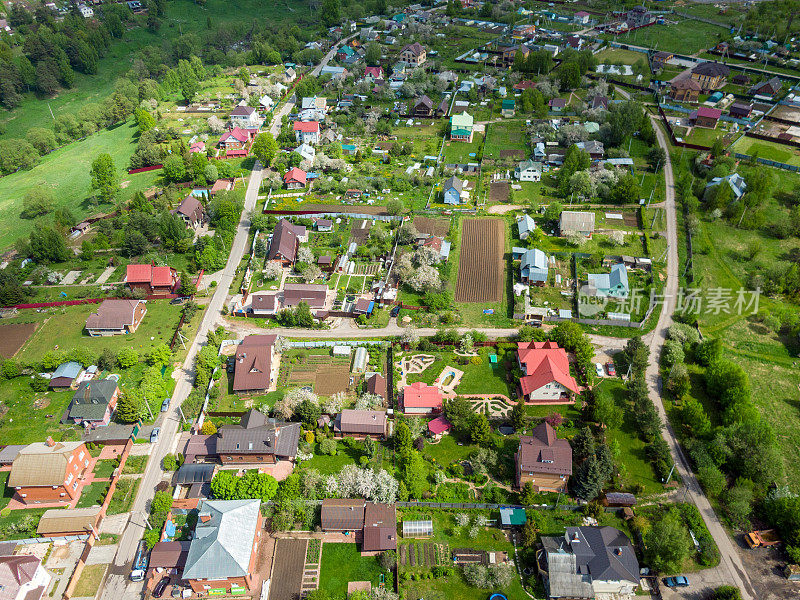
left=177, top=59, right=199, bottom=102
left=321, top=0, right=340, bottom=26
left=210, top=469, right=238, bottom=500
left=29, top=227, right=70, bottom=262
left=90, top=153, right=119, bottom=203
left=470, top=413, right=491, bottom=444
left=163, top=154, right=187, bottom=182
left=511, top=402, right=525, bottom=431
left=116, top=391, right=144, bottom=423
left=645, top=510, right=692, bottom=573
left=714, top=586, right=743, bottom=600
left=151, top=490, right=173, bottom=513
left=117, top=348, right=140, bottom=368
left=401, top=450, right=428, bottom=499
left=147, top=343, right=172, bottom=367
left=251, top=133, right=278, bottom=167
left=365, top=43, right=381, bottom=66
left=696, top=338, right=723, bottom=366
left=680, top=396, right=712, bottom=438
left=621, top=336, right=649, bottom=378
left=236, top=470, right=278, bottom=502
left=572, top=455, right=605, bottom=500
left=559, top=61, right=581, bottom=89
left=135, top=108, right=156, bottom=133
left=387, top=198, right=404, bottom=215
left=592, top=391, right=623, bottom=429
left=21, top=186, right=55, bottom=219
left=394, top=421, right=413, bottom=454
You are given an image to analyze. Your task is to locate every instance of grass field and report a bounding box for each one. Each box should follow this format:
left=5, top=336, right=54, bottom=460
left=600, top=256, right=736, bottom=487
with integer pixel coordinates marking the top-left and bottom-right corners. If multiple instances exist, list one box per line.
left=319, top=543, right=387, bottom=598
left=9, top=300, right=183, bottom=364
left=594, top=47, right=648, bottom=66
left=483, top=121, right=527, bottom=161
left=107, top=477, right=140, bottom=515
left=76, top=482, right=109, bottom=508
left=0, top=122, right=159, bottom=250
left=730, top=136, right=800, bottom=166
left=0, top=378, right=79, bottom=444
left=442, top=133, right=484, bottom=165
left=685, top=126, right=724, bottom=148
left=606, top=19, right=730, bottom=54
left=73, top=564, right=108, bottom=598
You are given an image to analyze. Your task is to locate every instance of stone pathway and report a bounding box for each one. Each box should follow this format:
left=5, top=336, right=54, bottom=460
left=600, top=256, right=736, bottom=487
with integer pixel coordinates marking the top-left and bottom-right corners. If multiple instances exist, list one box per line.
left=300, top=541, right=320, bottom=598
left=94, top=267, right=116, bottom=285
left=61, top=270, right=82, bottom=285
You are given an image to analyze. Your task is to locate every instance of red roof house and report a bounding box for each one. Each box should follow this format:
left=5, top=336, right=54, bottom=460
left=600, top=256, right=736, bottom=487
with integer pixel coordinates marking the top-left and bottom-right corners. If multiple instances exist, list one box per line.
left=219, top=127, right=251, bottom=149
left=516, top=341, right=579, bottom=404
left=694, top=106, right=722, bottom=128
left=293, top=121, right=320, bottom=144
left=364, top=66, right=384, bottom=81
left=126, top=264, right=178, bottom=297
left=402, top=382, right=442, bottom=415
left=283, top=168, right=308, bottom=190
left=427, top=415, right=452, bottom=438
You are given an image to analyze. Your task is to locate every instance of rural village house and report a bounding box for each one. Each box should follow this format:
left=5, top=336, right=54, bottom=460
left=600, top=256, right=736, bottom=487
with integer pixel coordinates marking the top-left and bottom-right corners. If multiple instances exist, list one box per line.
left=85, top=299, right=147, bottom=337
left=515, top=422, right=572, bottom=491
left=8, top=439, right=90, bottom=504
left=516, top=341, right=580, bottom=403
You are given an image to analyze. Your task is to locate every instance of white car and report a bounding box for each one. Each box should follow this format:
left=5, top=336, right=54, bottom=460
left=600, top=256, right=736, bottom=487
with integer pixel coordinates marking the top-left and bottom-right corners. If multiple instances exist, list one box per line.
left=595, top=363, right=604, bottom=377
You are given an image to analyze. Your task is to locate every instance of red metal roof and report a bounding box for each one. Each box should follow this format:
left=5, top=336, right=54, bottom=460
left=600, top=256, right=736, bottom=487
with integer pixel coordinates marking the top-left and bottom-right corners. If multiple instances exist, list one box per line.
left=220, top=127, right=250, bottom=144
left=283, top=168, right=307, bottom=185
left=293, top=121, right=319, bottom=132
left=126, top=264, right=152, bottom=283
left=696, top=106, right=722, bottom=119
left=517, top=341, right=579, bottom=396
left=427, top=415, right=452, bottom=435
left=402, top=381, right=442, bottom=409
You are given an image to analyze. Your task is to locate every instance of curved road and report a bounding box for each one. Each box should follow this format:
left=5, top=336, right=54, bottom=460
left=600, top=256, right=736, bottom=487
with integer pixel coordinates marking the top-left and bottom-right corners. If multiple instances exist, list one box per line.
left=646, top=116, right=756, bottom=600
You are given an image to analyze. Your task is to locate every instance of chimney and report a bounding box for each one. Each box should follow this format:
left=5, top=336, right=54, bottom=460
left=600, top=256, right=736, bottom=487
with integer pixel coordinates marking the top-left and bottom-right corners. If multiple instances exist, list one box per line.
left=45, top=437, right=55, bottom=447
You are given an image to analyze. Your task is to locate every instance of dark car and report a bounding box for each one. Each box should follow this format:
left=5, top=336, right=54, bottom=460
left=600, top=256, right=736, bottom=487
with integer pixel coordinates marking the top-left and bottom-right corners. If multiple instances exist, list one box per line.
left=663, top=576, right=689, bottom=588
left=153, top=577, right=171, bottom=598
left=390, top=305, right=400, bottom=317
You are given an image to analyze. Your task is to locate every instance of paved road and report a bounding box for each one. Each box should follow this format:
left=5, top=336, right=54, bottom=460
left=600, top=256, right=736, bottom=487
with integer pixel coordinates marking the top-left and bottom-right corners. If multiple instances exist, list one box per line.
left=645, top=116, right=757, bottom=600
left=100, top=162, right=264, bottom=600
left=98, top=32, right=354, bottom=600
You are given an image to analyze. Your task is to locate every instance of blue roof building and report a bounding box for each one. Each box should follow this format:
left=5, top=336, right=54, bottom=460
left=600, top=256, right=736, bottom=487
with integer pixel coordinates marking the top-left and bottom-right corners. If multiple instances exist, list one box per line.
left=520, top=248, right=548, bottom=284
left=587, top=263, right=629, bottom=298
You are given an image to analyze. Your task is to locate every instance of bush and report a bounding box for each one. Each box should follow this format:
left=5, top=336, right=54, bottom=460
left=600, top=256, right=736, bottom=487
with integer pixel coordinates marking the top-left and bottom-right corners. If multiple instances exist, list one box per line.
left=162, top=454, right=179, bottom=471
left=151, top=490, right=173, bottom=513
left=714, top=586, right=743, bottom=600
left=319, top=438, right=337, bottom=456
left=200, top=421, right=217, bottom=435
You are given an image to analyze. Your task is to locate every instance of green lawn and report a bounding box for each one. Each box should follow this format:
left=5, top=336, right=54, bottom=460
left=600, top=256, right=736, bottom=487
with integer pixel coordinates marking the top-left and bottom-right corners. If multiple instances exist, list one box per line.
left=76, top=482, right=109, bottom=508
left=483, top=121, right=527, bottom=161
left=12, top=300, right=184, bottom=364
left=107, top=477, right=140, bottom=515
left=605, top=19, right=730, bottom=54
left=594, top=47, right=649, bottom=66
left=121, top=455, right=149, bottom=475
left=442, top=133, right=484, bottom=165
left=0, top=379, right=80, bottom=444
left=0, top=122, right=159, bottom=251
left=72, top=564, right=107, bottom=598
left=92, top=459, right=119, bottom=479
left=319, top=543, right=388, bottom=598
left=0, top=507, right=48, bottom=539
left=685, top=126, right=725, bottom=148
left=730, top=136, right=800, bottom=166
left=422, top=435, right=475, bottom=467
left=301, top=441, right=363, bottom=475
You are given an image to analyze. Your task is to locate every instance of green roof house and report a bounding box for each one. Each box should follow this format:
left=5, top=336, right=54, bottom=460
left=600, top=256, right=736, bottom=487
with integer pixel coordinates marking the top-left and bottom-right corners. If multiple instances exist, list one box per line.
left=450, top=112, right=474, bottom=143
left=502, top=97, right=516, bottom=116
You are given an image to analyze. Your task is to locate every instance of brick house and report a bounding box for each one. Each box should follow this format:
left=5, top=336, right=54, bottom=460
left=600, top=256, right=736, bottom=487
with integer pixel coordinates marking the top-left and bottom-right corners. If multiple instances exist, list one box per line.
left=334, top=409, right=387, bottom=439
left=267, top=219, right=307, bottom=264
left=515, top=422, right=572, bottom=491
left=85, top=299, right=147, bottom=336
left=68, top=379, right=119, bottom=427
left=233, top=335, right=278, bottom=393
left=216, top=410, right=301, bottom=465
left=690, top=61, right=730, bottom=91
left=8, top=440, right=90, bottom=504
left=669, top=77, right=701, bottom=102
left=182, top=499, right=264, bottom=594
left=693, top=106, right=722, bottom=128
left=126, top=264, right=178, bottom=296
left=516, top=341, right=580, bottom=404
left=218, top=127, right=251, bottom=150
left=399, top=42, right=426, bottom=66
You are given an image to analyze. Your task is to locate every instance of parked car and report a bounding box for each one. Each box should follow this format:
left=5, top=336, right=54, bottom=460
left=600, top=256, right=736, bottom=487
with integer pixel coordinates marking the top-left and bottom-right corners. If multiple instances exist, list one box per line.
left=153, top=577, right=171, bottom=598
left=150, top=427, right=160, bottom=443
left=595, top=363, right=604, bottom=377
left=663, top=576, right=690, bottom=588
left=390, top=305, right=400, bottom=317
left=161, top=398, right=170, bottom=412
left=606, top=362, right=616, bottom=376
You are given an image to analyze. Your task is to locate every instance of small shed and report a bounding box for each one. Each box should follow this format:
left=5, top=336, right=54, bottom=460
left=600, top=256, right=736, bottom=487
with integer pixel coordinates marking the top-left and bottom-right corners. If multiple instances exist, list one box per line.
left=499, top=507, right=527, bottom=528
left=402, top=519, right=433, bottom=538
left=602, top=492, right=637, bottom=507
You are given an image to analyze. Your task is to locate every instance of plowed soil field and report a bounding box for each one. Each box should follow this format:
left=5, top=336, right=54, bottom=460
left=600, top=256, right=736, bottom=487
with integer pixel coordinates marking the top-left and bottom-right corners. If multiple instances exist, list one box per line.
left=454, top=219, right=505, bottom=302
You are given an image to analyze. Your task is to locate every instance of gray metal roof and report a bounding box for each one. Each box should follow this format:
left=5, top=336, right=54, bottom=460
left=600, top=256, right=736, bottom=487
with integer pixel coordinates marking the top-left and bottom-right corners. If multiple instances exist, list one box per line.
left=176, top=463, right=216, bottom=485
left=182, top=499, right=261, bottom=581
left=53, top=362, right=82, bottom=380
left=521, top=248, right=548, bottom=283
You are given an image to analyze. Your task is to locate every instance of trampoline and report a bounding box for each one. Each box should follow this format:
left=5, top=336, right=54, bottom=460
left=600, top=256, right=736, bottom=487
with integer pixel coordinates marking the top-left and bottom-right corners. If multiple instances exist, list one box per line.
left=488, top=595, right=508, bottom=600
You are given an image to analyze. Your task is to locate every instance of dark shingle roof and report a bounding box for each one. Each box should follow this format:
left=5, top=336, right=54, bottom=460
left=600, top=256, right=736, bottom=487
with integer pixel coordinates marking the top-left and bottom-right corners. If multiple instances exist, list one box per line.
left=69, top=380, right=118, bottom=421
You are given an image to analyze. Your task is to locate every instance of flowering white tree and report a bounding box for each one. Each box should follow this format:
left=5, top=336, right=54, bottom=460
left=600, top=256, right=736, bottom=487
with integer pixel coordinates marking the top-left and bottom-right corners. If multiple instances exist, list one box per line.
left=474, top=514, right=488, bottom=528
left=324, top=474, right=339, bottom=497
left=415, top=246, right=440, bottom=267
left=566, top=233, right=588, bottom=248
left=455, top=513, right=470, bottom=527
left=297, top=246, right=314, bottom=264
left=400, top=329, right=419, bottom=348
left=274, top=388, right=318, bottom=420
left=460, top=333, right=474, bottom=355
left=608, top=230, right=626, bottom=246
left=263, top=262, right=283, bottom=280
left=301, top=264, right=322, bottom=283
left=372, top=469, right=399, bottom=503
left=207, top=116, right=225, bottom=133
left=323, top=392, right=347, bottom=414
left=355, top=392, right=385, bottom=410
left=468, top=525, right=479, bottom=539
left=407, top=264, right=442, bottom=292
